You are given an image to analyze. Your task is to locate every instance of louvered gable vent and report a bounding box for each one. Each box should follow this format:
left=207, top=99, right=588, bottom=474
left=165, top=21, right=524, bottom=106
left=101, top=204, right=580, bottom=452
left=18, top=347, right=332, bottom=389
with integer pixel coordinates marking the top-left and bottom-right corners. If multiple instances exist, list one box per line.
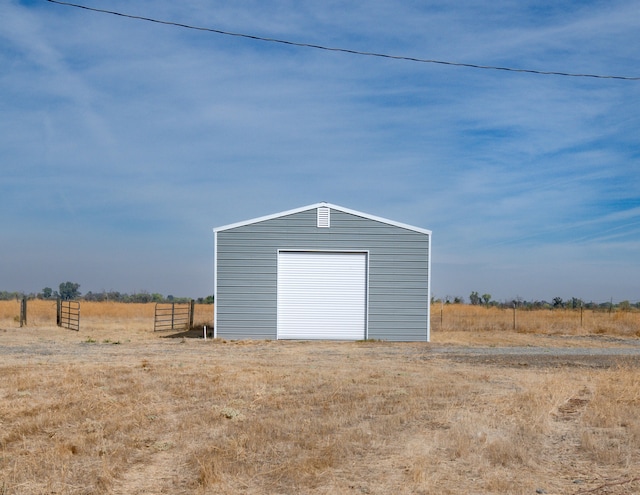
left=317, top=207, right=330, bottom=228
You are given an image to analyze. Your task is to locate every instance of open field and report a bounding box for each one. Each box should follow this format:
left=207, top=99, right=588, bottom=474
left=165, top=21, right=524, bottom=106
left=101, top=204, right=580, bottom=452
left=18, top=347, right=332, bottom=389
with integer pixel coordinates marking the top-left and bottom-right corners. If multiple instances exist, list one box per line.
left=432, top=304, right=640, bottom=338
left=3, top=299, right=640, bottom=338
left=1, top=302, right=640, bottom=494
left=0, top=300, right=214, bottom=334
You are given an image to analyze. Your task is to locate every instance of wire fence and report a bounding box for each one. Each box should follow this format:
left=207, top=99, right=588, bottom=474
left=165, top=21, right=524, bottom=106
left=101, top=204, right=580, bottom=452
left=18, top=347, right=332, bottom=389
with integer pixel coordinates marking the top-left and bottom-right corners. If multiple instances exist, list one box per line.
left=430, top=306, right=640, bottom=335
left=3, top=299, right=639, bottom=337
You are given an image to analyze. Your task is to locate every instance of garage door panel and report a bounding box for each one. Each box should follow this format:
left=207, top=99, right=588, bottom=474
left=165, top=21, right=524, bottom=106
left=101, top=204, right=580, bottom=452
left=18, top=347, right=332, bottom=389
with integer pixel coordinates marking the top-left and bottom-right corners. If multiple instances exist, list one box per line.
left=277, top=251, right=367, bottom=340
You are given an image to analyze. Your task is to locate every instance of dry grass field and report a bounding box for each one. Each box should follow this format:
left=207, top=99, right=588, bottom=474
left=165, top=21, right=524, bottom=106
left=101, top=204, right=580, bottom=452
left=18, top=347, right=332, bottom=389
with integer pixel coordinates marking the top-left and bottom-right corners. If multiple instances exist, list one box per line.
left=1, top=301, right=640, bottom=494
left=432, top=304, right=640, bottom=338
left=0, top=300, right=214, bottom=334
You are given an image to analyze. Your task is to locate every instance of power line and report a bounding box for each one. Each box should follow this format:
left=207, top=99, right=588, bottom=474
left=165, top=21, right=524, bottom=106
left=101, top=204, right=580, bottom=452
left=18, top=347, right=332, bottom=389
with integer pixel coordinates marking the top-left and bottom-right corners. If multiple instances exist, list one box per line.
left=45, top=0, right=640, bottom=81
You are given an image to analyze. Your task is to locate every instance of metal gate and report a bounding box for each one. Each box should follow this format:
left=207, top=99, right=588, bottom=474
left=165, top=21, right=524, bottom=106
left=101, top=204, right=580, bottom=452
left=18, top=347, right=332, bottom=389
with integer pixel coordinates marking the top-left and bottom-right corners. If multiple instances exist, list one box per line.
left=57, top=300, right=80, bottom=331
left=154, top=300, right=194, bottom=332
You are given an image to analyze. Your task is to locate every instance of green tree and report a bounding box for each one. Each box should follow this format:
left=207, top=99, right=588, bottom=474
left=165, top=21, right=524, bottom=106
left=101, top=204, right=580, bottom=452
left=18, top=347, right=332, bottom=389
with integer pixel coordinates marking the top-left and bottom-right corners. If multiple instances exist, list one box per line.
left=469, top=291, right=480, bottom=305
left=42, top=287, right=53, bottom=299
left=59, top=281, right=81, bottom=300
left=482, top=294, right=492, bottom=306
left=131, top=292, right=152, bottom=303
left=618, top=300, right=631, bottom=312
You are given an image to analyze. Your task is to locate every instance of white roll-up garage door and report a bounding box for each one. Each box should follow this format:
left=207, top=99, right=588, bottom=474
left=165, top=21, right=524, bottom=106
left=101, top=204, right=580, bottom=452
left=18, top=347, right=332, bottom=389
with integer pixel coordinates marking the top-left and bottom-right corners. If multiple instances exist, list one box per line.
left=277, top=251, right=368, bottom=340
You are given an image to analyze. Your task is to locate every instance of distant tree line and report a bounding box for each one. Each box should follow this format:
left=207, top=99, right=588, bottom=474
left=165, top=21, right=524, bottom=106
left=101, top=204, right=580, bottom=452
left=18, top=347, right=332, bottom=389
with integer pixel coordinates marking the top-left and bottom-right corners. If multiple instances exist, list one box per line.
left=431, top=292, right=639, bottom=311
left=0, top=282, right=214, bottom=304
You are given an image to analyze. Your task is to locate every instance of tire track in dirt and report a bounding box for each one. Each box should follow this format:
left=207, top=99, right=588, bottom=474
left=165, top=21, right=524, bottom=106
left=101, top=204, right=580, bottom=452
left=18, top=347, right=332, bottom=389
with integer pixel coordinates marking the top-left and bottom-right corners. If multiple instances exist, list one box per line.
left=111, top=411, right=191, bottom=495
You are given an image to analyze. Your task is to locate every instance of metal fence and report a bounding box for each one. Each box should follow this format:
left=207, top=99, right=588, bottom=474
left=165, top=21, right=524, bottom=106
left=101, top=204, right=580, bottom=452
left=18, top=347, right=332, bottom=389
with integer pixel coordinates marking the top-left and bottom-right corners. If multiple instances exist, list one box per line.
left=57, top=300, right=80, bottom=331
left=429, top=306, right=640, bottom=334
left=154, top=300, right=194, bottom=332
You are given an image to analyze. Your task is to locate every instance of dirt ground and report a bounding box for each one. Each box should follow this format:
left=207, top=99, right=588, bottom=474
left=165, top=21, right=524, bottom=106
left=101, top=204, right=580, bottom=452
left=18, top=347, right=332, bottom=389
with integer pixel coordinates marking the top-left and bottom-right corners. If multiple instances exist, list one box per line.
left=1, top=325, right=640, bottom=494
left=2, top=325, right=640, bottom=367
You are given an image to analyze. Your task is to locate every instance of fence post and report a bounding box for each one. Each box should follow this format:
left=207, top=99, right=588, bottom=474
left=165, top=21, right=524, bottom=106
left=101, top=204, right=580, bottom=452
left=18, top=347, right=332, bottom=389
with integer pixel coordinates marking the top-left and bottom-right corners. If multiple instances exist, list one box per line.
left=56, top=299, right=61, bottom=327
left=513, top=303, right=517, bottom=330
left=580, top=303, right=583, bottom=327
left=189, top=299, right=195, bottom=328
left=609, top=298, right=613, bottom=317
left=20, top=297, right=27, bottom=327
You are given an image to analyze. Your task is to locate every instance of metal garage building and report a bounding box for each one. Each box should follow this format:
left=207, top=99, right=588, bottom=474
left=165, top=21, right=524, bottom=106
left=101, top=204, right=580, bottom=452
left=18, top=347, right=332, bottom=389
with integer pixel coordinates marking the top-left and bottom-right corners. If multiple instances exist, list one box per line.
left=213, top=202, right=431, bottom=341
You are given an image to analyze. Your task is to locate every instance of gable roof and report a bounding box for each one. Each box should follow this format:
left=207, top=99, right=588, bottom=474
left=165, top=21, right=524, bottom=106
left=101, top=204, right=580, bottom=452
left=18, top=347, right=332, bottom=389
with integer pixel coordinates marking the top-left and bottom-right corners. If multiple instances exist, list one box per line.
left=214, top=202, right=431, bottom=235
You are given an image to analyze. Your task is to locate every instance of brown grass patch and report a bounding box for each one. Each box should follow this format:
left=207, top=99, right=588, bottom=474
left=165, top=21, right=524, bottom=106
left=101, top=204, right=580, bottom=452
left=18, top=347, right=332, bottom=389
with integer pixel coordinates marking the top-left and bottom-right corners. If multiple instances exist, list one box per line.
left=1, top=303, right=640, bottom=494
left=0, top=331, right=639, bottom=494
left=0, top=300, right=213, bottom=334
left=432, top=304, right=640, bottom=338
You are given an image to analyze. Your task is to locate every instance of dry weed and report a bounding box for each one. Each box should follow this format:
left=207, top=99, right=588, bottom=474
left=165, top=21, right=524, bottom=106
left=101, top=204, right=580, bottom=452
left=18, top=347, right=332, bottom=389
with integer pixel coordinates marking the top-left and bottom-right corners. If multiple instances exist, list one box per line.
left=578, top=365, right=640, bottom=467
left=1, top=303, right=640, bottom=494
left=0, top=300, right=213, bottom=337
left=432, top=304, right=640, bottom=337
left=3, top=300, right=640, bottom=338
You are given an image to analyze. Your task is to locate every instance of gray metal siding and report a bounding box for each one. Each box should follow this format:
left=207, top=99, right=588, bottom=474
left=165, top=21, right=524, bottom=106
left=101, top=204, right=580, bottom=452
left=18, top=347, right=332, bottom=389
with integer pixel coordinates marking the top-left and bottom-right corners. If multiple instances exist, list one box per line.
left=216, top=208, right=429, bottom=341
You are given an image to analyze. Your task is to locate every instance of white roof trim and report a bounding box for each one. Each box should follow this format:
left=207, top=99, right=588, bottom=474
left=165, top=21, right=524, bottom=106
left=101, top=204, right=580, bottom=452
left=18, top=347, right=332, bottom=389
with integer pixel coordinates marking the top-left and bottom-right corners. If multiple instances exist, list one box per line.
left=213, top=202, right=431, bottom=235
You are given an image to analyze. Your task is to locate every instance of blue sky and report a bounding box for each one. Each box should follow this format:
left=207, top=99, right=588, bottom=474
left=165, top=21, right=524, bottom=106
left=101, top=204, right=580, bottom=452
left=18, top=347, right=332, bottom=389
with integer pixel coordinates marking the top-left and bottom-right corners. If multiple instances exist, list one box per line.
left=2, top=0, right=639, bottom=302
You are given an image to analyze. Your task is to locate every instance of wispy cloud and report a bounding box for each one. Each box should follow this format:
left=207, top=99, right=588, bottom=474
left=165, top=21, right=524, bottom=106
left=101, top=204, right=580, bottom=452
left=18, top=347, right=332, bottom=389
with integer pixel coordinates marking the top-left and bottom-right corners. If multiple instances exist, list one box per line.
left=2, top=0, right=639, bottom=301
